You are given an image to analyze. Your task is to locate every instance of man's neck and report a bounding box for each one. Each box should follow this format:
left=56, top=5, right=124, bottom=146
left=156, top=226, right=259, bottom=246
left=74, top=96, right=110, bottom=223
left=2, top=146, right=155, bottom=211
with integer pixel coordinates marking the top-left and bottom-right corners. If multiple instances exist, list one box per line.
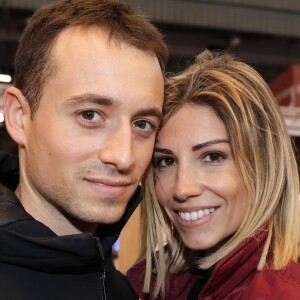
left=15, top=183, right=98, bottom=236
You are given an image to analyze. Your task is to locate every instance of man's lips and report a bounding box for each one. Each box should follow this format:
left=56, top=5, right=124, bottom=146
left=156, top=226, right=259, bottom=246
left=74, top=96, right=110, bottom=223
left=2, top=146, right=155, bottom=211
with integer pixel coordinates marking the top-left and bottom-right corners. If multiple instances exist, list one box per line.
left=83, top=177, right=133, bottom=196
left=84, top=178, right=132, bottom=187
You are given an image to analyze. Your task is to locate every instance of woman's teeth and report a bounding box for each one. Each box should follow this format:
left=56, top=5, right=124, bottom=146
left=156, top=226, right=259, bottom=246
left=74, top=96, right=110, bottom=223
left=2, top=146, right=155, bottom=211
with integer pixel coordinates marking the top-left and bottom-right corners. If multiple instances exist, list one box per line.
left=178, top=208, right=216, bottom=221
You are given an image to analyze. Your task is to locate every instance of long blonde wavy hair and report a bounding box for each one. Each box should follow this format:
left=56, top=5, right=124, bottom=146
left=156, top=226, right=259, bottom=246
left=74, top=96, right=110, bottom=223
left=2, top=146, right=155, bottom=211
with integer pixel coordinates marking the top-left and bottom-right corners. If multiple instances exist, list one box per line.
left=139, top=50, right=300, bottom=298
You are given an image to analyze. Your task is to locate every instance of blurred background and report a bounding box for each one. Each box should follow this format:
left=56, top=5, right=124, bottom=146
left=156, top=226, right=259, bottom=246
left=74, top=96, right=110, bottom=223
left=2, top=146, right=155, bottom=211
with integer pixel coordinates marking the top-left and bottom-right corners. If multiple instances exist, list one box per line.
left=1, top=0, right=300, bottom=153
left=1, top=0, right=300, bottom=271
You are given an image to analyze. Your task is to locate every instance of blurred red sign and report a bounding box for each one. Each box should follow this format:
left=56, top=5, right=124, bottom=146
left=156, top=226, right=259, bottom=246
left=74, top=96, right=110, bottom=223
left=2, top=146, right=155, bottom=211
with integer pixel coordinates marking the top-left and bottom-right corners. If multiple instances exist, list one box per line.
left=269, top=65, right=300, bottom=107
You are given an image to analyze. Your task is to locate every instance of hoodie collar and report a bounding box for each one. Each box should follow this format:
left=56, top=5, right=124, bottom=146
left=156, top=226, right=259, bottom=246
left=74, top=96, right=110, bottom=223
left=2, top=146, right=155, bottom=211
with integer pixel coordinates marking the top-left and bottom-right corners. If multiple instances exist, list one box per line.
left=0, top=151, right=142, bottom=253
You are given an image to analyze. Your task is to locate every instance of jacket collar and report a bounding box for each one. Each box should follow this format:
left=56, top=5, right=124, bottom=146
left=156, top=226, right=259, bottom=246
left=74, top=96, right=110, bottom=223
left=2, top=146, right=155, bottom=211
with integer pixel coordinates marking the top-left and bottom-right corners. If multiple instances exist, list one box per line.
left=128, top=229, right=268, bottom=299
left=201, top=228, right=268, bottom=298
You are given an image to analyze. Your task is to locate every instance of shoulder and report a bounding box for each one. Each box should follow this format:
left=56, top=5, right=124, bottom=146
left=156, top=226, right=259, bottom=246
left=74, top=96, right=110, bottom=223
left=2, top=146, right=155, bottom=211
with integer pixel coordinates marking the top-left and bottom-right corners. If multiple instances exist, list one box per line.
left=0, top=184, right=32, bottom=227
left=127, top=259, right=148, bottom=299
left=127, top=260, right=205, bottom=300
left=245, top=262, right=300, bottom=299
left=260, top=261, right=300, bottom=288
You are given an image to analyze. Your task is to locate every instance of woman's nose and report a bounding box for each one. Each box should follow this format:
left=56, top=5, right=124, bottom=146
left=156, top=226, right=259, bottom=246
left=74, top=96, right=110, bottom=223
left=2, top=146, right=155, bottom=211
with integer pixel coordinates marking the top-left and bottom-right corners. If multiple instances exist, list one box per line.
left=173, top=164, right=204, bottom=202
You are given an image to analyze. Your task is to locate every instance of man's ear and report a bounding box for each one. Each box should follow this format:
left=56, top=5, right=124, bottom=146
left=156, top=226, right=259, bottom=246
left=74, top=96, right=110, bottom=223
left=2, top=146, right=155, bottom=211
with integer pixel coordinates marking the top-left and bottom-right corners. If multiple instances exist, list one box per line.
left=4, top=87, right=31, bottom=146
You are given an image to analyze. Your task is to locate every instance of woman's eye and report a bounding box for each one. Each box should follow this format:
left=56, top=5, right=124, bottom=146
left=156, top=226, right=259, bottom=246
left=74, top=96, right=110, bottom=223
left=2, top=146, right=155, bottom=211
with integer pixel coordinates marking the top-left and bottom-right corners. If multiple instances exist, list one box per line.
left=154, top=157, right=176, bottom=169
left=203, top=152, right=225, bottom=163
left=132, top=120, right=155, bottom=132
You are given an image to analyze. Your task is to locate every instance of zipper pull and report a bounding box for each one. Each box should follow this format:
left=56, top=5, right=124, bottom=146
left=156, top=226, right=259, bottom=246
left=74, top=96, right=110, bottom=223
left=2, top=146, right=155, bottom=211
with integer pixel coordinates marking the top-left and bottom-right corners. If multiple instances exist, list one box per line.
left=94, top=237, right=108, bottom=300
left=100, top=267, right=107, bottom=300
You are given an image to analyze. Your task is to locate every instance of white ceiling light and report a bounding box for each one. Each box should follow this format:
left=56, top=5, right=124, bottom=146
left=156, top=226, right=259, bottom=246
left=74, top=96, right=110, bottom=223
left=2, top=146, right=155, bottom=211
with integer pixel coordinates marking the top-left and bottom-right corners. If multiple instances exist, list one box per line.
left=0, top=112, right=4, bottom=123
left=0, top=74, right=12, bottom=83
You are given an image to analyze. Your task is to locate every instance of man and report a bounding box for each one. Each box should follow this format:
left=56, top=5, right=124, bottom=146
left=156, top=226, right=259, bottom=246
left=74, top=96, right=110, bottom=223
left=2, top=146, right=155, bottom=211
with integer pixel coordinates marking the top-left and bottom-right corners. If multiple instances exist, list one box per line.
left=0, top=0, right=167, bottom=299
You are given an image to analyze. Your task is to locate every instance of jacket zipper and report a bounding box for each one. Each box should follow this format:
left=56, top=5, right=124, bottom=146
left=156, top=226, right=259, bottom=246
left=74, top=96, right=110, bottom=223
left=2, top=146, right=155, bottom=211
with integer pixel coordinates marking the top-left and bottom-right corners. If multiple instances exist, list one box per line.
left=94, top=237, right=108, bottom=300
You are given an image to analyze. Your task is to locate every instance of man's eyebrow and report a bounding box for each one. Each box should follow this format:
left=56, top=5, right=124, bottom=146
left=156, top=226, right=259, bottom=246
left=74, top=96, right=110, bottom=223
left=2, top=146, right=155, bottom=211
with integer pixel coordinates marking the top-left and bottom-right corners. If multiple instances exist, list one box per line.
left=134, top=108, right=163, bottom=121
left=64, top=93, right=162, bottom=120
left=192, top=139, right=229, bottom=151
left=65, top=93, right=117, bottom=106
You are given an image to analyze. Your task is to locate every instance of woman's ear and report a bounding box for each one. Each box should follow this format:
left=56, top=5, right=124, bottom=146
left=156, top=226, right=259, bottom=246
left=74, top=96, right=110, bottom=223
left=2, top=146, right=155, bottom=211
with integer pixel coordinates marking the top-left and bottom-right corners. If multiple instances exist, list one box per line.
left=3, top=87, right=31, bottom=146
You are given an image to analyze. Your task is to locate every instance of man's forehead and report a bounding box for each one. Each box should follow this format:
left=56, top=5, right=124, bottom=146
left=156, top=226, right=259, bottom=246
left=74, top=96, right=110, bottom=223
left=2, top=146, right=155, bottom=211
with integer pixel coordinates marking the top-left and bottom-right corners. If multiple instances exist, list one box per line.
left=53, top=26, right=112, bottom=55
left=51, top=25, right=158, bottom=73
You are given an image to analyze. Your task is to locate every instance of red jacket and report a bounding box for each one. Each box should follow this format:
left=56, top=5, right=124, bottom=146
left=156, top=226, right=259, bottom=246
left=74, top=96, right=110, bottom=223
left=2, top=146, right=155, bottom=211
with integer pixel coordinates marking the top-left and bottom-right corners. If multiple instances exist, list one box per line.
left=128, top=229, right=300, bottom=299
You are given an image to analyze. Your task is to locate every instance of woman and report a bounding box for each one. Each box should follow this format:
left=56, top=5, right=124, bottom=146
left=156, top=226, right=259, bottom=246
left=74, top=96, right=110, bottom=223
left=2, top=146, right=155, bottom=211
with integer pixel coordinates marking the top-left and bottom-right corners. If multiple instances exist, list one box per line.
left=128, top=50, right=300, bottom=299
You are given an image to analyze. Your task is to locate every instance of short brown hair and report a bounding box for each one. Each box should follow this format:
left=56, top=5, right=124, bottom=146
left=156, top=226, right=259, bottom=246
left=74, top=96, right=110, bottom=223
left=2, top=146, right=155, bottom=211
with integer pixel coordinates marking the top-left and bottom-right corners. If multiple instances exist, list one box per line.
left=14, top=0, right=168, bottom=117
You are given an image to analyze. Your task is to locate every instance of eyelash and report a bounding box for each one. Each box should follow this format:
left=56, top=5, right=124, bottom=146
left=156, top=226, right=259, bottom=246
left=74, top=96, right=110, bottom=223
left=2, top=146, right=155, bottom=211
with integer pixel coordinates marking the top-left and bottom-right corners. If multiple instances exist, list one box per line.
left=132, top=120, right=157, bottom=133
left=76, top=111, right=158, bottom=135
left=153, top=151, right=226, bottom=170
left=202, top=151, right=226, bottom=163
left=153, top=156, right=176, bottom=169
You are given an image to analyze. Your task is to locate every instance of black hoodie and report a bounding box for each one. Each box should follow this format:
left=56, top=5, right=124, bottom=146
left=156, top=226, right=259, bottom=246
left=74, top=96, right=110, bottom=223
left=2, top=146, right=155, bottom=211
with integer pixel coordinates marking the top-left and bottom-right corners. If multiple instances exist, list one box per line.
left=0, top=152, right=139, bottom=300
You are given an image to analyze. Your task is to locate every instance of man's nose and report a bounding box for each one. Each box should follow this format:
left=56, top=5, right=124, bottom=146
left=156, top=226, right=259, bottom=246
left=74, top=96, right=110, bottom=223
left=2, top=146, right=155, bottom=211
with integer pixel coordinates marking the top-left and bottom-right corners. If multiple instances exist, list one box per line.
left=98, top=124, right=135, bottom=173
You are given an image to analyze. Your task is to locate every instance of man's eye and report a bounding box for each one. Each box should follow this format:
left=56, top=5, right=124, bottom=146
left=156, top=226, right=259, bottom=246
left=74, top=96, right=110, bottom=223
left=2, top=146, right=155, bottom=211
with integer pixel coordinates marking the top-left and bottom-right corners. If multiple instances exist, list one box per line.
left=78, top=110, right=103, bottom=127
left=203, top=152, right=225, bottom=163
left=132, top=120, right=155, bottom=132
left=81, top=110, right=97, bottom=121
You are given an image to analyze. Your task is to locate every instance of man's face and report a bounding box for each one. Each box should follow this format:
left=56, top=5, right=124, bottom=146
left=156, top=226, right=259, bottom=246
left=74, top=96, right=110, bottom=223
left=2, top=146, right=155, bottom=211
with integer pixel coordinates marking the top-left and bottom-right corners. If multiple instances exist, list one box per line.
left=23, top=27, right=164, bottom=232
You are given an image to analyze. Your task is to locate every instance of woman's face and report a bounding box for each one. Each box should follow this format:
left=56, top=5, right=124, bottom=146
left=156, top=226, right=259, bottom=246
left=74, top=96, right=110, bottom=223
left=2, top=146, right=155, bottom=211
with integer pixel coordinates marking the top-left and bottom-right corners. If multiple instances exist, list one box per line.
left=153, top=104, right=248, bottom=251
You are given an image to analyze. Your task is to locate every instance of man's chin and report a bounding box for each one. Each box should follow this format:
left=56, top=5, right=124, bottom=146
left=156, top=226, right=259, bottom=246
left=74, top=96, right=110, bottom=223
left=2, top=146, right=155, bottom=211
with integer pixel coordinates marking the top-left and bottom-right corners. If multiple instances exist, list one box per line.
left=98, top=211, right=126, bottom=225
left=90, top=205, right=128, bottom=225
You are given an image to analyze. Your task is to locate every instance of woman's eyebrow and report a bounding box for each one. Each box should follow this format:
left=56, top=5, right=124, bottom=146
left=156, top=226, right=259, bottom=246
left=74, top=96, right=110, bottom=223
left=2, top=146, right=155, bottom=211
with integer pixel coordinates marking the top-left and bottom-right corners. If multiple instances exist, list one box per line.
left=154, top=147, right=173, bottom=155
left=154, top=140, right=229, bottom=154
left=192, top=139, right=229, bottom=152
